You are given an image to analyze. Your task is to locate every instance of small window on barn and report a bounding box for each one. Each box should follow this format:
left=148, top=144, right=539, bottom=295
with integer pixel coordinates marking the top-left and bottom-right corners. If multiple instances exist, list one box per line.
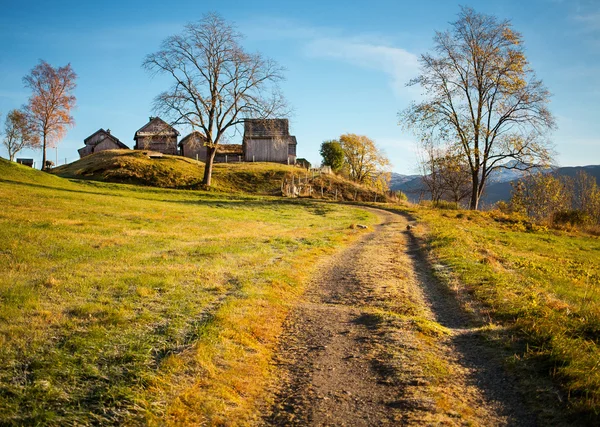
left=288, top=144, right=296, bottom=156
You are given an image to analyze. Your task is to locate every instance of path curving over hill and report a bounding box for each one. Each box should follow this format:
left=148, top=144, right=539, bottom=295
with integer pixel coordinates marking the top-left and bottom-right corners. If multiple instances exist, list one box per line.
left=264, top=208, right=536, bottom=426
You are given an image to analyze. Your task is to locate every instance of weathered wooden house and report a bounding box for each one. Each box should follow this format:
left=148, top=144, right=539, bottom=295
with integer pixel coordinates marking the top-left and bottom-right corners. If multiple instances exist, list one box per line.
left=133, top=117, right=179, bottom=155
left=243, top=119, right=297, bottom=164
left=179, top=131, right=207, bottom=160
left=179, top=131, right=243, bottom=163
left=78, top=129, right=129, bottom=158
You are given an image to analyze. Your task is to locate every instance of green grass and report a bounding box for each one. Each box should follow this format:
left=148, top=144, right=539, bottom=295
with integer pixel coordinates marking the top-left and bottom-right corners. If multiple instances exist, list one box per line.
left=0, top=158, right=377, bottom=425
left=407, top=206, right=600, bottom=422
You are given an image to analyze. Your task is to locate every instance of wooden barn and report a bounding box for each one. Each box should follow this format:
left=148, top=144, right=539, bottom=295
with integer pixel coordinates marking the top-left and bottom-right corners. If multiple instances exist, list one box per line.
left=78, top=129, right=129, bottom=158
left=243, top=119, right=297, bottom=164
left=133, top=117, right=179, bottom=155
left=179, top=131, right=207, bottom=160
left=179, top=131, right=243, bottom=163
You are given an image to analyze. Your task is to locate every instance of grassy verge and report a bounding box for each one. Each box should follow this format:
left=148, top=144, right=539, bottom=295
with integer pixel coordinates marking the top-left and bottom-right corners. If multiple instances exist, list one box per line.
left=404, top=205, right=600, bottom=422
left=0, top=159, right=377, bottom=425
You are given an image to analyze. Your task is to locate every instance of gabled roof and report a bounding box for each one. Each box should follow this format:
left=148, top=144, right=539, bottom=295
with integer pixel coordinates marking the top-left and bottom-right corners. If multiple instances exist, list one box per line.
left=134, top=117, right=180, bottom=141
left=243, top=119, right=290, bottom=138
left=178, top=131, right=207, bottom=147
left=84, top=129, right=129, bottom=149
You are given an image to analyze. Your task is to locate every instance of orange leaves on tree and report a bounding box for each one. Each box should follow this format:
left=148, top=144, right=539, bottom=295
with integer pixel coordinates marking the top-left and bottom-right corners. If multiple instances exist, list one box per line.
left=23, top=60, right=77, bottom=169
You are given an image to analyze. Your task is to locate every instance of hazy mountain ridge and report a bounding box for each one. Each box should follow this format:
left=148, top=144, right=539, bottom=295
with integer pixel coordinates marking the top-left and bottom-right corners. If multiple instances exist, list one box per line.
left=391, top=165, right=600, bottom=205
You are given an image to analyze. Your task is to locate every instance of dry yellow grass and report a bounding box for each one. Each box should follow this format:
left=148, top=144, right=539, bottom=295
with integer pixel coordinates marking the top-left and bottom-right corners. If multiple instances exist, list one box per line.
left=0, top=158, right=377, bottom=425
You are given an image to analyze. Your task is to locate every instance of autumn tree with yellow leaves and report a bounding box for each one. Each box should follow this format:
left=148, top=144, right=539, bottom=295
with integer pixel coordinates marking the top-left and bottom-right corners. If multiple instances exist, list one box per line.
left=400, top=7, right=555, bottom=209
left=339, top=133, right=391, bottom=190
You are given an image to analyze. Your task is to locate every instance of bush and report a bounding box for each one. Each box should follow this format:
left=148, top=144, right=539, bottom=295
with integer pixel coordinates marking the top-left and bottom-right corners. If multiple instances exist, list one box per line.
left=553, top=210, right=590, bottom=226
left=395, top=191, right=408, bottom=201
left=432, top=200, right=460, bottom=210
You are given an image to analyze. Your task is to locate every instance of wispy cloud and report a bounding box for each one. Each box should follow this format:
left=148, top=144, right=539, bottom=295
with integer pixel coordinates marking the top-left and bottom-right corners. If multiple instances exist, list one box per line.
left=574, top=12, right=600, bottom=32
left=304, top=37, right=419, bottom=97
left=245, top=18, right=420, bottom=97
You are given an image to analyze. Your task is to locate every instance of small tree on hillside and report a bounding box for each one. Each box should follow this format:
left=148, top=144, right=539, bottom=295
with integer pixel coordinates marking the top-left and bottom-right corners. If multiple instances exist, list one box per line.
left=339, top=133, right=390, bottom=187
left=417, top=139, right=445, bottom=202
left=23, top=60, right=77, bottom=170
left=401, top=7, right=555, bottom=210
left=320, top=140, right=344, bottom=172
left=143, top=13, right=287, bottom=186
left=2, top=109, right=40, bottom=161
left=437, top=150, right=472, bottom=204
left=510, top=173, right=567, bottom=221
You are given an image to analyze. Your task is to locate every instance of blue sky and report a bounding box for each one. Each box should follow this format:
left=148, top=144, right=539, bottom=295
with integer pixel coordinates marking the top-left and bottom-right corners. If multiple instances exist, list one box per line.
left=0, top=0, right=598, bottom=174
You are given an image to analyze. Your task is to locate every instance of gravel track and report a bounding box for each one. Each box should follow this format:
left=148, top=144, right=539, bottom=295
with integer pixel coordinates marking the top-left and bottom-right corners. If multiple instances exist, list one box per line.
left=264, top=208, right=537, bottom=426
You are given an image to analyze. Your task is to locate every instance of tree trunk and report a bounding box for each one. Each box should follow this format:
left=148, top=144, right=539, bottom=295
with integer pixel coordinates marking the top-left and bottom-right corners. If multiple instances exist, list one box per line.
left=202, top=146, right=217, bottom=186
left=469, top=172, right=480, bottom=210
left=41, top=133, right=47, bottom=171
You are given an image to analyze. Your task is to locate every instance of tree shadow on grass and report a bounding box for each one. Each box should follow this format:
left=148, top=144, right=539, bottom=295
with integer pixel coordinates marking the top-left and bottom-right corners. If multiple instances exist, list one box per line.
left=389, top=208, right=569, bottom=426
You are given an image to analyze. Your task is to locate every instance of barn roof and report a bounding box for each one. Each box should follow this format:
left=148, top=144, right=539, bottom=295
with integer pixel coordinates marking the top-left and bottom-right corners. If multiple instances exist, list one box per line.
left=84, top=129, right=129, bottom=149
left=243, top=119, right=290, bottom=138
left=134, top=117, right=180, bottom=141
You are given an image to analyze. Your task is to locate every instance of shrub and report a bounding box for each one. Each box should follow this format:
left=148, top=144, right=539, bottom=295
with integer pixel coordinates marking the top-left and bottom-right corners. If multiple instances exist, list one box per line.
left=553, top=210, right=590, bottom=226
left=432, top=200, right=460, bottom=210
left=395, top=191, right=408, bottom=201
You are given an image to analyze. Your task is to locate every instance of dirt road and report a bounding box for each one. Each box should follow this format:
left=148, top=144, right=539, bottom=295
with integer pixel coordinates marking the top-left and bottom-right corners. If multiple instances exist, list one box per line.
left=265, top=208, right=537, bottom=426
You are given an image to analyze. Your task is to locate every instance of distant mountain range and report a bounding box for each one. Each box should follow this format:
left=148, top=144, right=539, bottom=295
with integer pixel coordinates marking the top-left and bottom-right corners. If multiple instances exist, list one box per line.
left=390, top=164, right=600, bottom=206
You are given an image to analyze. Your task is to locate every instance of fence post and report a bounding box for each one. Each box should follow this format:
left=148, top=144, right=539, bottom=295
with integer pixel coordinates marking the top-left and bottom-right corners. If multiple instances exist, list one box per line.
left=335, top=188, right=338, bottom=201
left=225, top=155, right=228, bottom=163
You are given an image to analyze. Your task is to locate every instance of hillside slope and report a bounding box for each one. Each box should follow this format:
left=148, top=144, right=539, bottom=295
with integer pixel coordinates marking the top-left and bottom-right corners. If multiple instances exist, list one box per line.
left=0, top=156, right=378, bottom=425
left=406, top=206, right=600, bottom=423
left=51, top=150, right=397, bottom=201
left=51, top=150, right=296, bottom=194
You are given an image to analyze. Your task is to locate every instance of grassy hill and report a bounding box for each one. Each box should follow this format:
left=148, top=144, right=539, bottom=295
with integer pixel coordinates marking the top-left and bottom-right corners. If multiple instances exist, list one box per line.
left=0, top=158, right=377, bottom=425
left=400, top=205, right=600, bottom=422
left=51, top=150, right=395, bottom=202
left=51, top=149, right=294, bottom=194
left=8, top=155, right=600, bottom=422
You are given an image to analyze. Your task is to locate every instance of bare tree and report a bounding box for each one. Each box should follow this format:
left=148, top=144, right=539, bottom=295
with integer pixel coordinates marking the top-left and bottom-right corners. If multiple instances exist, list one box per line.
left=417, top=139, right=445, bottom=203
left=417, top=139, right=470, bottom=204
left=143, top=13, right=287, bottom=186
left=400, top=7, right=556, bottom=209
left=2, top=109, right=40, bottom=161
left=23, top=60, right=77, bottom=170
left=438, top=148, right=472, bottom=204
